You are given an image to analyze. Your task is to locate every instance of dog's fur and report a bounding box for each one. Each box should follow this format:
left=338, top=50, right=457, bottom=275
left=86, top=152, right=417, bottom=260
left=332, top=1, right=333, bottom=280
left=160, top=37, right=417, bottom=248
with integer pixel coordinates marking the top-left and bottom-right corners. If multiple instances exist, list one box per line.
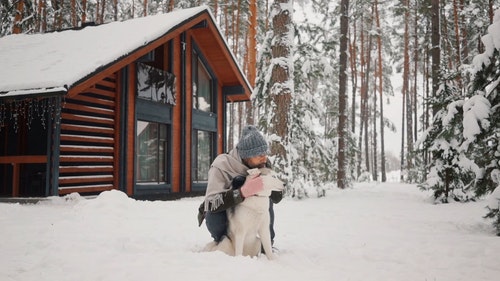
left=203, top=167, right=285, bottom=260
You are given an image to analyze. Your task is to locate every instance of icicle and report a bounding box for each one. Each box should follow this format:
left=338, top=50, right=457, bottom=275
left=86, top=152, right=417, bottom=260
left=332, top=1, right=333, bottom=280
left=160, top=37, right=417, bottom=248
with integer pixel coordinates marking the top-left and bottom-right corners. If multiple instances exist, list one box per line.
left=0, top=102, right=5, bottom=131
left=27, top=98, right=33, bottom=130
left=39, top=98, right=47, bottom=129
left=10, top=100, right=19, bottom=133
left=0, top=96, right=61, bottom=133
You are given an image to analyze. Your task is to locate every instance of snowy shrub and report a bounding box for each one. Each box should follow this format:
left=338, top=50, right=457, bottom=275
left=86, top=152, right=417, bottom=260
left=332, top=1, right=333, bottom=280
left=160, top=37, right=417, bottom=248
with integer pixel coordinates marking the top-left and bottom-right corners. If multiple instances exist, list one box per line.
left=484, top=185, right=500, bottom=236
left=357, top=171, right=372, bottom=182
left=288, top=177, right=327, bottom=199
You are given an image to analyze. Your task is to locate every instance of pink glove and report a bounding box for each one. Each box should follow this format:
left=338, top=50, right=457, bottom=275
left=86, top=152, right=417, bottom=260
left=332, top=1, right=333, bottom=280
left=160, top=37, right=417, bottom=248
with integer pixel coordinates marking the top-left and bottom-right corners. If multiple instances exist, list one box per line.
left=240, top=175, right=264, bottom=198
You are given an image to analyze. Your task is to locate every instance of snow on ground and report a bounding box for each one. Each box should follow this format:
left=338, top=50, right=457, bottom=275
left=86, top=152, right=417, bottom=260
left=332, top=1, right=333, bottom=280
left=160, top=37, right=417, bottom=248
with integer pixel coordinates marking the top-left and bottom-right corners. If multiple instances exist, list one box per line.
left=1, top=182, right=499, bottom=281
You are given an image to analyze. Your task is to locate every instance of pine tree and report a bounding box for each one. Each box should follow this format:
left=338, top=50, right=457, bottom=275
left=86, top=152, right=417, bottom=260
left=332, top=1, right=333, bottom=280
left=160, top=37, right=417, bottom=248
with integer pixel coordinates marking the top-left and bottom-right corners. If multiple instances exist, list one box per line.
left=467, top=9, right=500, bottom=234
left=254, top=0, right=293, bottom=181
left=418, top=77, right=476, bottom=203
left=287, top=18, right=337, bottom=198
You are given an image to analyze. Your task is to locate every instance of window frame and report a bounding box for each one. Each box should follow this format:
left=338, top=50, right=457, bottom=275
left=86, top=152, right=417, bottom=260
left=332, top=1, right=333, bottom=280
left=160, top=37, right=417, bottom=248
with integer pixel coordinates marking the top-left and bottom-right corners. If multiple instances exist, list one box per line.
left=192, top=129, right=215, bottom=184
left=191, top=43, right=218, bottom=191
left=134, top=95, right=173, bottom=195
left=135, top=120, right=169, bottom=184
left=192, top=48, right=214, bottom=113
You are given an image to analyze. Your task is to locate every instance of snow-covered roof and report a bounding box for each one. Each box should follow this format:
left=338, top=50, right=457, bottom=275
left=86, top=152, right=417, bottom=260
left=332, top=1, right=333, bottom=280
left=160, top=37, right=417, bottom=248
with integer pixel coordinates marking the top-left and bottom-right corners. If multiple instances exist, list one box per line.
left=0, top=6, right=211, bottom=98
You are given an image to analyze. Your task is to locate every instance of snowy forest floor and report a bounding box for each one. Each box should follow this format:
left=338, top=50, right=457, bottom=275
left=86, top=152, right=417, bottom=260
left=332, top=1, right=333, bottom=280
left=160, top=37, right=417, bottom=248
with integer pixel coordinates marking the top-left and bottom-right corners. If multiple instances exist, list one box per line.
left=1, top=180, right=499, bottom=281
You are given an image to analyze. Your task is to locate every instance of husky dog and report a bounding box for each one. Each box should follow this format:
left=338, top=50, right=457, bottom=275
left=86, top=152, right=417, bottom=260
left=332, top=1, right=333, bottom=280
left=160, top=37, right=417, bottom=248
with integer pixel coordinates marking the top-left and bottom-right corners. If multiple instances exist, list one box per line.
left=204, top=167, right=285, bottom=260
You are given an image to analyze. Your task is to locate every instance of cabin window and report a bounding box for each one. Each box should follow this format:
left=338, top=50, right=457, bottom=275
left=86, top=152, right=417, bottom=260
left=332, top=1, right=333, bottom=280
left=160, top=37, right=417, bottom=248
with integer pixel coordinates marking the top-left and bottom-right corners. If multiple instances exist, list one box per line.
left=136, top=120, right=169, bottom=183
left=137, top=62, right=176, bottom=105
left=192, top=130, right=214, bottom=183
left=193, top=56, right=213, bottom=112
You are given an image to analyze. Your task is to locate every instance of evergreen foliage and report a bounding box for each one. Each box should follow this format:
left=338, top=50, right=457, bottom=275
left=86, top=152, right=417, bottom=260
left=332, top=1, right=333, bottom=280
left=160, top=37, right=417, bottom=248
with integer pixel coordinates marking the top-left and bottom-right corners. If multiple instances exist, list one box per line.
left=484, top=206, right=500, bottom=236
left=469, top=46, right=500, bottom=233
left=421, top=8, right=500, bottom=231
left=418, top=78, right=476, bottom=203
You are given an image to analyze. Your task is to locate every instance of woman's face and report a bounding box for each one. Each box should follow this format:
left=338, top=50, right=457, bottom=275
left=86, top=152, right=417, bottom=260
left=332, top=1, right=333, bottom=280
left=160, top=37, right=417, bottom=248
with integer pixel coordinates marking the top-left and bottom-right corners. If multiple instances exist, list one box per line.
left=243, top=154, right=267, bottom=169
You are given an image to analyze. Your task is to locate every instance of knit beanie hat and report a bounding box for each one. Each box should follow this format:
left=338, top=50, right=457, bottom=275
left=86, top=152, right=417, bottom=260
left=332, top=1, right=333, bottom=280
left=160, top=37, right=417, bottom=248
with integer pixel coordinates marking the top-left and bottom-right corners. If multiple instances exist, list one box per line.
left=236, top=125, right=268, bottom=159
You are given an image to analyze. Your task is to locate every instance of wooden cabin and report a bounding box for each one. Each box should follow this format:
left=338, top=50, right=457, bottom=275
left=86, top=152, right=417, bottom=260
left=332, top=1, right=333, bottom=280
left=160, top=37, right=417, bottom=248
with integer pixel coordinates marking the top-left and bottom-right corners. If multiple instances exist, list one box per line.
left=0, top=6, right=251, bottom=199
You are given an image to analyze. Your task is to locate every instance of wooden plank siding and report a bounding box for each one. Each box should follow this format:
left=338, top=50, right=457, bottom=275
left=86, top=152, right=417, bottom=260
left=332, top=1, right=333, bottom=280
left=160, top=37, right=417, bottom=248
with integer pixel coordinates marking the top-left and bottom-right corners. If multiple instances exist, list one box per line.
left=58, top=74, right=118, bottom=195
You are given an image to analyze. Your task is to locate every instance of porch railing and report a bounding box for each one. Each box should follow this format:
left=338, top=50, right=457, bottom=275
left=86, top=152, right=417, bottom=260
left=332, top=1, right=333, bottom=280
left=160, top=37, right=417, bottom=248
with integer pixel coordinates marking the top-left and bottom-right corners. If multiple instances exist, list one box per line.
left=0, top=155, right=47, bottom=197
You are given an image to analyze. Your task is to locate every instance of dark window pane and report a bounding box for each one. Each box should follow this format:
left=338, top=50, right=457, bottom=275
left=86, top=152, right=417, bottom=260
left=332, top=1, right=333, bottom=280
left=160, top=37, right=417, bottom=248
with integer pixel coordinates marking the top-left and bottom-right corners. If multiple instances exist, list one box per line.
left=136, top=121, right=168, bottom=183
left=193, top=130, right=213, bottom=183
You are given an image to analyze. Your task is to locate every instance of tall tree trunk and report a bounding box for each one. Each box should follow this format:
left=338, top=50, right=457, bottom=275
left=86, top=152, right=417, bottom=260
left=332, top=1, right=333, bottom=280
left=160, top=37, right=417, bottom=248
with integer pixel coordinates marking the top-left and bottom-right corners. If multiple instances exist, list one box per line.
left=488, top=0, right=494, bottom=24
left=167, top=0, right=175, bottom=12
left=459, top=0, right=468, bottom=65
left=375, top=0, right=385, bottom=182
left=349, top=21, right=358, bottom=134
left=431, top=0, right=440, bottom=115
left=82, top=0, right=87, bottom=23
left=357, top=15, right=366, bottom=178
left=113, top=0, right=118, bottom=21
left=370, top=4, right=377, bottom=182
left=233, top=0, right=241, bottom=56
left=452, top=0, right=461, bottom=67
left=246, top=0, right=257, bottom=125
left=362, top=17, right=373, bottom=175
left=337, top=0, right=349, bottom=189
left=269, top=0, right=292, bottom=174
left=372, top=83, right=378, bottom=181
left=42, top=0, right=47, bottom=32
left=212, top=0, right=219, bottom=17
left=96, top=0, right=100, bottom=23
left=101, top=0, right=106, bottom=22
left=264, top=0, right=270, bottom=30
left=403, top=0, right=413, bottom=179
left=12, top=0, right=24, bottom=34
left=36, top=0, right=43, bottom=32
left=224, top=1, right=229, bottom=38
left=400, top=81, right=405, bottom=181
left=71, top=0, right=77, bottom=27
left=452, top=0, right=463, bottom=89
left=413, top=4, right=419, bottom=143
left=400, top=4, right=407, bottom=180
left=52, top=0, right=63, bottom=30
left=423, top=42, right=430, bottom=169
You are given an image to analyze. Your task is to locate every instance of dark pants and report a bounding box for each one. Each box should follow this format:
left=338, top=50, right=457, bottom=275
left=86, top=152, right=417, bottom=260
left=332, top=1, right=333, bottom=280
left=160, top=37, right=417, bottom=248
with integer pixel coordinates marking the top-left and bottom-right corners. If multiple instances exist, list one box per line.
left=206, top=198, right=275, bottom=243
